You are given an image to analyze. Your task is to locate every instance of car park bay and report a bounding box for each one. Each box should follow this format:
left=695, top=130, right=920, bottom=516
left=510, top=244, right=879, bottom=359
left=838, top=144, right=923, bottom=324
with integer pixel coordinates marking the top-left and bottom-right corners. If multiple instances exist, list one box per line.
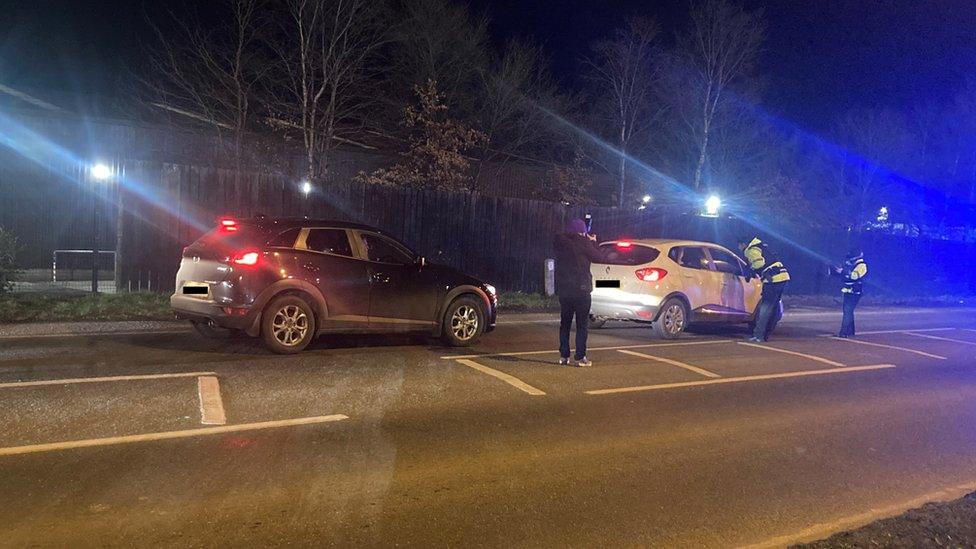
left=1, top=308, right=976, bottom=547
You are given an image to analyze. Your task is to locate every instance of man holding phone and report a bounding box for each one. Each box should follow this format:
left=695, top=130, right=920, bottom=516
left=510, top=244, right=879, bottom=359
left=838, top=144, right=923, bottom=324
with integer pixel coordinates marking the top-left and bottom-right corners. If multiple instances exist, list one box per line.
left=553, top=217, right=607, bottom=366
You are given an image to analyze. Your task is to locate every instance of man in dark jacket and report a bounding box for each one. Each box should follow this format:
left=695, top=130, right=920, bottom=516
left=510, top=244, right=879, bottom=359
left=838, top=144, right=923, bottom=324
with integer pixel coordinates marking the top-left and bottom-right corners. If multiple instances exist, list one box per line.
left=553, top=218, right=607, bottom=366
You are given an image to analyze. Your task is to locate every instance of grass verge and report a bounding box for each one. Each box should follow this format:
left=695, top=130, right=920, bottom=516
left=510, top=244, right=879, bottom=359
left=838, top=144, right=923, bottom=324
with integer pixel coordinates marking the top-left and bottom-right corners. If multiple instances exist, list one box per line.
left=0, top=292, right=172, bottom=324
left=796, top=491, right=976, bottom=548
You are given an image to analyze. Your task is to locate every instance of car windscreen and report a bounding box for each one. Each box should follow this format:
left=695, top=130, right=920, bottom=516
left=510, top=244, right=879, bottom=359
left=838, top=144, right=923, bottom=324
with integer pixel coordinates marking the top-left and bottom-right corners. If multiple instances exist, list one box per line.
left=598, top=243, right=661, bottom=265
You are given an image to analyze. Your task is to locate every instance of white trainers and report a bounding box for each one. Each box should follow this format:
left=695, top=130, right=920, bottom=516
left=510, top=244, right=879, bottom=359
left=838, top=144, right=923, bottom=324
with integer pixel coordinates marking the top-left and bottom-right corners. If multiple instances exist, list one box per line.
left=575, top=357, right=592, bottom=367
left=558, top=357, right=569, bottom=365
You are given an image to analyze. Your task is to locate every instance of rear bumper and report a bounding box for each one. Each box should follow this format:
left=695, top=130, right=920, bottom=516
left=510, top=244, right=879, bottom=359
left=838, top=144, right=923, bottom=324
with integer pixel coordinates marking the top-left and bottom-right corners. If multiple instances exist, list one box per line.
left=170, top=293, right=256, bottom=331
left=590, top=290, right=662, bottom=321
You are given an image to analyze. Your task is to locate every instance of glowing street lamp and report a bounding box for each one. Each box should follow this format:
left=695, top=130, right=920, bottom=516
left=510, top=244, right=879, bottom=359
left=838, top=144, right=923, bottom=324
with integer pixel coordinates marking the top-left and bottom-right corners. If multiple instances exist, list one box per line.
left=301, top=180, right=312, bottom=196
left=877, top=206, right=889, bottom=223
left=703, top=195, right=721, bottom=217
left=642, top=194, right=651, bottom=204
left=91, top=163, right=113, bottom=180
left=89, top=162, right=113, bottom=293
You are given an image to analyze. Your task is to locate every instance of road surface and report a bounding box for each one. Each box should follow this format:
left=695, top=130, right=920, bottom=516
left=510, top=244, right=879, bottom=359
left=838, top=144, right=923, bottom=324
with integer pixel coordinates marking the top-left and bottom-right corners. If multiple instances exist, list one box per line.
left=2, top=308, right=976, bottom=547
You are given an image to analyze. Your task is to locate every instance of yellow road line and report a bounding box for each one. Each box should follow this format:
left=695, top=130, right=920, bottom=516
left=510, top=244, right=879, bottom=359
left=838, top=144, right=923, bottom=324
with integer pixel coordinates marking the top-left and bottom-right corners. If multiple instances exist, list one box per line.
left=904, top=332, right=976, bottom=347
left=441, top=339, right=733, bottom=360
left=0, top=371, right=217, bottom=390
left=617, top=349, right=721, bottom=378
left=738, top=342, right=847, bottom=368
left=454, top=359, right=546, bottom=396
left=0, top=415, right=349, bottom=457
left=197, top=376, right=227, bottom=425
left=585, top=364, right=896, bottom=395
left=830, top=337, right=947, bottom=360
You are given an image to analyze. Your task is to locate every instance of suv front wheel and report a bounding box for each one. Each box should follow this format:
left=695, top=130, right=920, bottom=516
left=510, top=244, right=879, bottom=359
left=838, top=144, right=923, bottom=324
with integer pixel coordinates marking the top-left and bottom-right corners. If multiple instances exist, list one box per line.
left=441, top=296, right=485, bottom=347
left=261, top=295, right=316, bottom=354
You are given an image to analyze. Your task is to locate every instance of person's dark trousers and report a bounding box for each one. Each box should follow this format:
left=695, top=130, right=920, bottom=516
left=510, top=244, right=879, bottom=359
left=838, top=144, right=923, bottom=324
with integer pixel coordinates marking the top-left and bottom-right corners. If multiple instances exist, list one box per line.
left=839, top=292, right=861, bottom=337
left=753, top=281, right=787, bottom=341
left=559, top=294, right=592, bottom=360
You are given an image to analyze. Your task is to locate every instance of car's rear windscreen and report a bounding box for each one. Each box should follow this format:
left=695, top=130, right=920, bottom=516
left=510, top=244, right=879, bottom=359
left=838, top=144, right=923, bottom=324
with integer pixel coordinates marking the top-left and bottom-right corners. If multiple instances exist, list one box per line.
left=598, top=243, right=660, bottom=265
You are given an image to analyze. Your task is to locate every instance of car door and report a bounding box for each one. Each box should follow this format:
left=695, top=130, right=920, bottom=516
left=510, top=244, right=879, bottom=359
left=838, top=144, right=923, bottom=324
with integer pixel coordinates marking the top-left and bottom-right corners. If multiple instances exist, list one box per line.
left=297, top=227, right=371, bottom=330
left=668, top=246, right=713, bottom=313
left=355, top=231, right=439, bottom=330
left=705, top=246, right=752, bottom=317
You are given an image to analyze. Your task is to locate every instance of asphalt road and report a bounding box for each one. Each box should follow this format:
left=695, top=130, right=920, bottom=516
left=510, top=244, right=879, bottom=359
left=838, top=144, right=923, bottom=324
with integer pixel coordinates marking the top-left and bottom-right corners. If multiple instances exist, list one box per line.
left=2, top=308, right=976, bottom=548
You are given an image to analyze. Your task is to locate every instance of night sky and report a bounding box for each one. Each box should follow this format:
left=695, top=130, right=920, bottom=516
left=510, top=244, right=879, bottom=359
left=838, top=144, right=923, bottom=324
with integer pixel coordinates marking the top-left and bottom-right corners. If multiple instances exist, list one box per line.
left=3, top=0, right=976, bottom=130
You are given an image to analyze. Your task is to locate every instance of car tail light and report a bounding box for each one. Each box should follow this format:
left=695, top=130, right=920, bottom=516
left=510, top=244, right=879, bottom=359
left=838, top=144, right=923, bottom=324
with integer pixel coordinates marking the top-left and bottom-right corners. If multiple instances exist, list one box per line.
left=218, top=218, right=239, bottom=232
left=616, top=241, right=633, bottom=249
left=231, top=250, right=260, bottom=266
left=635, top=268, right=667, bottom=282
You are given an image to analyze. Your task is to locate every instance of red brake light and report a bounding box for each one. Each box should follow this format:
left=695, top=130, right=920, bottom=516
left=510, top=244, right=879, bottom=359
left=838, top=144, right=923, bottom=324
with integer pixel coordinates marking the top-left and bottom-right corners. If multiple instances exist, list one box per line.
left=616, top=241, right=633, bottom=248
left=232, top=251, right=260, bottom=266
left=219, top=218, right=239, bottom=232
left=635, top=268, right=667, bottom=282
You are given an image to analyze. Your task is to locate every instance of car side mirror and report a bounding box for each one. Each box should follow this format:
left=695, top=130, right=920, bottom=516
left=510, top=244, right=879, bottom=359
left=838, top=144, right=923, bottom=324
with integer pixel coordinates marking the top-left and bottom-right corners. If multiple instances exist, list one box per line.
left=416, top=256, right=426, bottom=268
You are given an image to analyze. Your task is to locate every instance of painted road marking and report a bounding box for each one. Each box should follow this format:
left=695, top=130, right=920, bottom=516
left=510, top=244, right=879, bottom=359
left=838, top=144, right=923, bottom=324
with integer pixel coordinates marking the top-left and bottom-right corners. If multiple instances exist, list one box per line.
left=441, top=339, right=733, bottom=360
left=0, top=371, right=217, bottom=390
left=617, top=349, right=721, bottom=378
left=738, top=342, right=847, bottom=368
left=830, top=337, right=947, bottom=360
left=197, top=376, right=227, bottom=425
left=0, top=415, right=349, bottom=457
left=818, top=328, right=956, bottom=337
left=585, top=364, right=896, bottom=395
left=454, top=359, right=546, bottom=396
left=904, top=331, right=976, bottom=346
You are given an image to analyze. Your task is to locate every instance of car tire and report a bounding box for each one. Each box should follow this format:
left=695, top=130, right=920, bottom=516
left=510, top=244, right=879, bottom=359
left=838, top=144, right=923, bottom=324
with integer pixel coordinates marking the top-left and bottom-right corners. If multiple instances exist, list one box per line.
left=190, top=320, right=237, bottom=339
left=260, top=295, right=316, bottom=354
left=441, top=296, right=485, bottom=347
left=589, top=315, right=607, bottom=329
left=652, top=298, right=688, bottom=339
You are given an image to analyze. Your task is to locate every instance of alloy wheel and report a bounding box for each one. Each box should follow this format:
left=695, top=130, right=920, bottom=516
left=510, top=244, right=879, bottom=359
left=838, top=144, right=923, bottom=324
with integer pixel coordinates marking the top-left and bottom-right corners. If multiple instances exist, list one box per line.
left=271, top=305, right=309, bottom=347
left=451, top=305, right=480, bottom=341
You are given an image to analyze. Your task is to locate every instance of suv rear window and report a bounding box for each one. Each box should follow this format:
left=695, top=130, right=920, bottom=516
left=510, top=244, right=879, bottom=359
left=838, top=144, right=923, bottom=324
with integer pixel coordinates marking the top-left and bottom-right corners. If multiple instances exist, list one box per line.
left=598, top=243, right=660, bottom=265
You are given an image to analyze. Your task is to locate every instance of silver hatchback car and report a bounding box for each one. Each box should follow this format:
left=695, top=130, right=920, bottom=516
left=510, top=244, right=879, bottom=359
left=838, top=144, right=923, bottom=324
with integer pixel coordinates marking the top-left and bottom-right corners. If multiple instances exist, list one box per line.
left=589, top=239, right=765, bottom=338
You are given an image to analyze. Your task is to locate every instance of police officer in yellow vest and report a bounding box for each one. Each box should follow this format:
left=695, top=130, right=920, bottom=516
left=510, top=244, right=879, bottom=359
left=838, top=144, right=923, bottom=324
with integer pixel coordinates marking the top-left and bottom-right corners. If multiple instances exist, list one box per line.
left=832, top=250, right=868, bottom=338
left=738, top=236, right=790, bottom=342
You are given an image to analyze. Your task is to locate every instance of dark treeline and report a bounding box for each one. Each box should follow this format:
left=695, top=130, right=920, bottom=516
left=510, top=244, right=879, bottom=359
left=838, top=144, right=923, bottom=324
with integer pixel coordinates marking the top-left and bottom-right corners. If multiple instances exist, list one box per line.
left=133, top=0, right=976, bottom=239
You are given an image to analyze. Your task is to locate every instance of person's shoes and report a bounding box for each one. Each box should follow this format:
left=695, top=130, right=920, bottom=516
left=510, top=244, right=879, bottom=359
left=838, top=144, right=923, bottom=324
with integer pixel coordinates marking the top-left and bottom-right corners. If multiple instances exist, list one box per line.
left=747, top=336, right=765, bottom=343
left=836, top=334, right=850, bottom=339
left=558, top=357, right=570, bottom=365
left=575, top=357, right=592, bottom=367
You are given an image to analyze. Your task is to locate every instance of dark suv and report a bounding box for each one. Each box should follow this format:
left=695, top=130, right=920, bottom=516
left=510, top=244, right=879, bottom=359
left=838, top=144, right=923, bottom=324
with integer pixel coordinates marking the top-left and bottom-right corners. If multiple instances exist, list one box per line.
left=170, top=217, right=496, bottom=353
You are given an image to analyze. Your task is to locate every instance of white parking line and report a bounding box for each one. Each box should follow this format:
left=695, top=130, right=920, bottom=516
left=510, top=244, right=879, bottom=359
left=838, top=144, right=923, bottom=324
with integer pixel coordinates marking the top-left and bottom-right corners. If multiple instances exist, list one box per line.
left=818, top=328, right=956, bottom=336
left=585, top=364, right=896, bottom=395
left=454, top=359, right=546, bottom=396
left=904, top=332, right=976, bottom=346
left=0, top=371, right=217, bottom=390
left=617, top=349, right=721, bottom=378
left=197, top=376, right=227, bottom=425
left=0, top=329, right=192, bottom=340
left=441, top=339, right=733, bottom=360
left=830, top=337, right=947, bottom=360
left=0, top=415, right=349, bottom=457
left=738, top=342, right=847, bottom=368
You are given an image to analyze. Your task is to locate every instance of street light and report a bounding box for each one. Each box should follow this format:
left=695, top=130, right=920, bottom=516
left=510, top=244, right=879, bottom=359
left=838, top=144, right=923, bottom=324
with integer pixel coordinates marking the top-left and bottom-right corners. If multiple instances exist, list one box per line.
left=301, top=180, right=312, bottom=196
left=90, top=163, right=113, bottom=293
left=642, top=194, right=651, bottom=204
left=704, top=195, right=721, bottom=217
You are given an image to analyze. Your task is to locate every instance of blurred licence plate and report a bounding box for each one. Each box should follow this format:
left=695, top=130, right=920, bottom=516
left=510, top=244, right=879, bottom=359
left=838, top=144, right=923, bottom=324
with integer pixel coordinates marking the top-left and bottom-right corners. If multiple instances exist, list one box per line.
left=182, top=282, right=209, bottom=297
left=595, top=280, right=620, bottom=288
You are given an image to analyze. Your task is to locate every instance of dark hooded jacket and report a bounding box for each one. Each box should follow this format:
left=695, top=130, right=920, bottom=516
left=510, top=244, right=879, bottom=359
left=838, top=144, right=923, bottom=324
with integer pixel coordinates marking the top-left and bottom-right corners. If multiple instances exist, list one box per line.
left=553, top=233, right=607, bottom=297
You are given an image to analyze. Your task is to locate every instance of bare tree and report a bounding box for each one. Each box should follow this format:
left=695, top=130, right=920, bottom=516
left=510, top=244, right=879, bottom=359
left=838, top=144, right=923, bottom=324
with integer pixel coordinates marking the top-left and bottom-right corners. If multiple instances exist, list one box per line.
left=144, top=0, right=266, bottom=174
left=583, top=16, right=661, bottom=208
left=269, top=0, right=387, bottom=184
left=681, top=0, right=764, bottom=189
